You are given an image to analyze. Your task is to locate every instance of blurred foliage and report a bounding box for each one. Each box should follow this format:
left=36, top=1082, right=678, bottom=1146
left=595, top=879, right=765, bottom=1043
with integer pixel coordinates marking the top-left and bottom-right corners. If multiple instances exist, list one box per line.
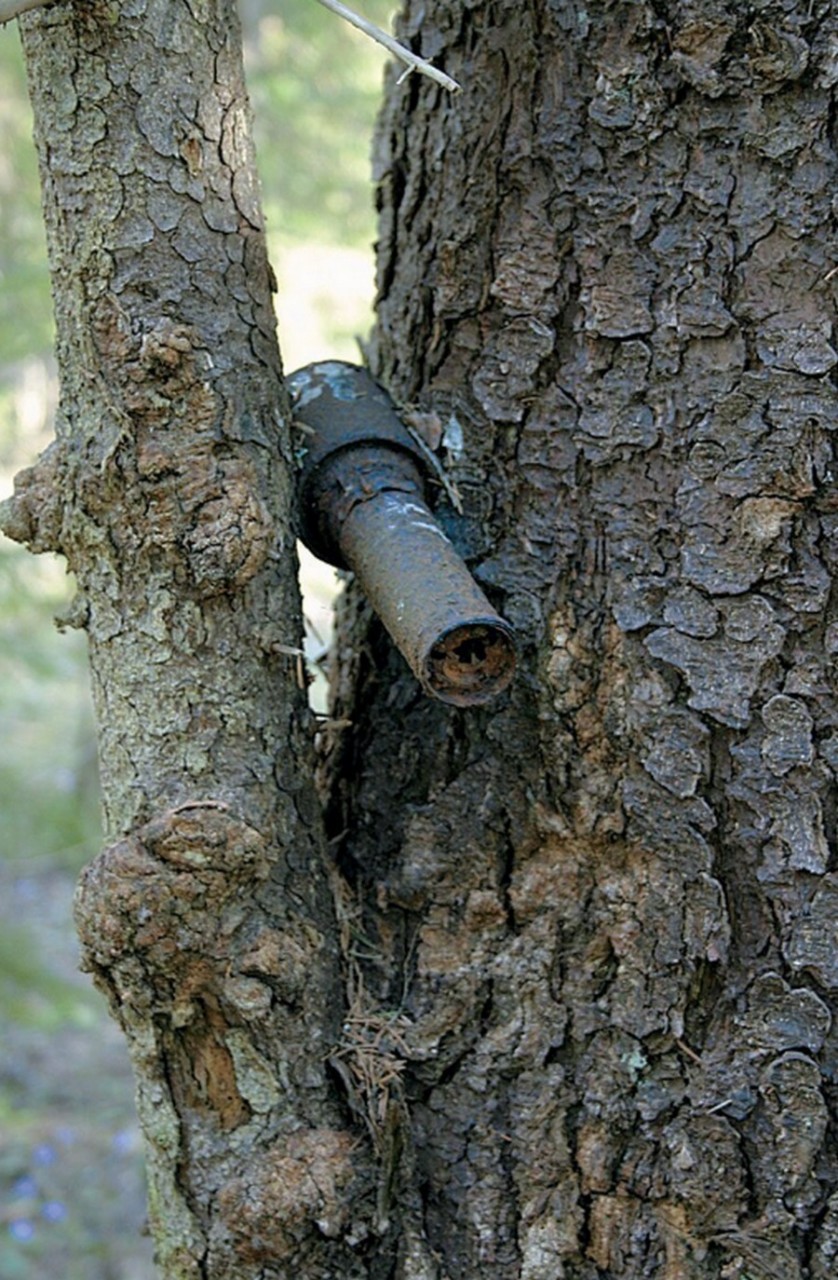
left=246, top=0, right=396, bottom=246
left=0, top=541, right=99, bottom=872
left=0, top=926, right=95, bottom=1028
left=0, top=32, right=52, bottom=368
left=0, top=1108, right=151, bottom=1279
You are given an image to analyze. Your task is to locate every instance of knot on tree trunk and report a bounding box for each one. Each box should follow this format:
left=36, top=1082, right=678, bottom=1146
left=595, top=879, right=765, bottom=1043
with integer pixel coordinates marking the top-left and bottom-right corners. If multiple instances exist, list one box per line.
left=74, top=803, right=274, bottom=1002
left=216, top=1128, right=363, bottom=1263
left=0, top=439, right=68, bottom=555
left=83, top=306, right=282, bottom=594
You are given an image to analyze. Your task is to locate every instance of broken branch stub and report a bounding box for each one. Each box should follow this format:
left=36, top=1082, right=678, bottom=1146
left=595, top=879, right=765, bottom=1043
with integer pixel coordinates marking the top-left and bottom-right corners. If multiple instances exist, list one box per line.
left=288, top=362, right=516, bottom=707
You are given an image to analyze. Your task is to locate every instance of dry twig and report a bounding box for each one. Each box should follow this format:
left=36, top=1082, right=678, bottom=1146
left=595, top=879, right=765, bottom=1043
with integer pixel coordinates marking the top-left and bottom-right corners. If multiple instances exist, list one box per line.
left=313, top=0, right=461, bottom=93
left=0, top=0, right=50, bottom=23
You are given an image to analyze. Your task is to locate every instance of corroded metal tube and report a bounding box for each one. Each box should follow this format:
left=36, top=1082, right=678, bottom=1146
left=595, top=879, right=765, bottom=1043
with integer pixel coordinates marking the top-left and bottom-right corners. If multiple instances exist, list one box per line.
left=288, top=361, right=516, bottom=707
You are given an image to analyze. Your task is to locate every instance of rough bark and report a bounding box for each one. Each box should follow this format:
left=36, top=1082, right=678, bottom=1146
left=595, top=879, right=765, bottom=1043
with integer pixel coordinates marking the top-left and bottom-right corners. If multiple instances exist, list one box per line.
left=321, top=1, right=838, bottom=1277
left=5, top=1, right=838, bottom=1278
left=1, top=3, right=376, bottom=1277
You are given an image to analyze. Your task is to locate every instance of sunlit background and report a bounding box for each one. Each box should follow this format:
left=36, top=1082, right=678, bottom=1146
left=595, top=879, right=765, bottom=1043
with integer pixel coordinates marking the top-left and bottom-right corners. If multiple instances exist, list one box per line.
left=0, top=2, right=394, bottom=1274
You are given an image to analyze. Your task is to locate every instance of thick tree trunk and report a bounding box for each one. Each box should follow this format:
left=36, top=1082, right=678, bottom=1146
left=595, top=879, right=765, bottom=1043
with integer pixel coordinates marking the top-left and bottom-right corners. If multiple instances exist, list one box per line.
left=322, top=1, right=838, bottom=1277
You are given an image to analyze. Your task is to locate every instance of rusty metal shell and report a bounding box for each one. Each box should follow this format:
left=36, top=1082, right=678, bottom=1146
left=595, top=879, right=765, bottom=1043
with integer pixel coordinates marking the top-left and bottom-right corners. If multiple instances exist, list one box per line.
left=288, top=362, right=516, bottom=706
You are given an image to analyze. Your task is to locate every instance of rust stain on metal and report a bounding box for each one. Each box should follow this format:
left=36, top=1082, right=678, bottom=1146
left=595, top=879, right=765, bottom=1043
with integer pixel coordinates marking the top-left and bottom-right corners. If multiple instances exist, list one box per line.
left=288, top=361, right=516, bottom=707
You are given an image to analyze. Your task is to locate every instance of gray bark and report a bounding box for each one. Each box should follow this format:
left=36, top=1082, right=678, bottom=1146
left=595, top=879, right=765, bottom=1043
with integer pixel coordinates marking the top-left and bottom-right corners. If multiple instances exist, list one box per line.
left=324, top=1, right=838, bottom=1276
left=2, top=2, right=373, bottom=1276
left=3, top=1, right=838, bottom=1278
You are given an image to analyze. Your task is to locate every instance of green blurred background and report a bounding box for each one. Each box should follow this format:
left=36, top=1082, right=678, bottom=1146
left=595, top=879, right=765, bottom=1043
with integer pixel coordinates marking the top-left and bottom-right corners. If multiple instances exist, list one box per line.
left=0, top=2, right=394, bottom=1273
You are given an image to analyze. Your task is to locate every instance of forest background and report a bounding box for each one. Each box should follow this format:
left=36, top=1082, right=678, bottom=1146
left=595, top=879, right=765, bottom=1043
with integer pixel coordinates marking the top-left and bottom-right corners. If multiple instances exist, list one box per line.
left=0, top=2, right=393, bottom=1275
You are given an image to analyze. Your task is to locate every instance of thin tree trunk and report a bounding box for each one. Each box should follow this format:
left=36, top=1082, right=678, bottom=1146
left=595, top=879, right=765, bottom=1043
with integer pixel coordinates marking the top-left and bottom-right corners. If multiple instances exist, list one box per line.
left=323, top=1, right=838, bottom=1276
left=2, top=3, right=373, bottom=1276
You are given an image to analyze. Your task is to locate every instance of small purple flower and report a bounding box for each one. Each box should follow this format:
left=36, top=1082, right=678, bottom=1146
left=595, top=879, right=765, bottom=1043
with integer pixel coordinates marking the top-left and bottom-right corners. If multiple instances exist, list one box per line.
left=13, top=878, right=37, bottom=902
left=32, top=1143, right=56, bottom=1167
left=111, top=1128, right=135, bottom=1156
left=9, top=1219, right=35, bottom=1242
left=11, top=1175, right=38, bottom=1199
left=41, top=1200, right=68, bottom=1224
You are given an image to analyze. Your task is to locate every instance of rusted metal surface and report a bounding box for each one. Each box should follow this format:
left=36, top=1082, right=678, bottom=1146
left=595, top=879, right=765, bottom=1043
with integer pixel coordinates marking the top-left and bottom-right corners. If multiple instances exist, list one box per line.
left=288, top=361, right=516, bottom=707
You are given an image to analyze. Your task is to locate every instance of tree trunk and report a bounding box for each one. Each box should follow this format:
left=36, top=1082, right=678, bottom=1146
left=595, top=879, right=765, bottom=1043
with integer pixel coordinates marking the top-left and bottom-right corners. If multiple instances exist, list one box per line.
left=323, top=1, right=838, bottom=1277
left=2, top=3, right=374, bottom=1277
left=4, top=1, right=838, bottom=1278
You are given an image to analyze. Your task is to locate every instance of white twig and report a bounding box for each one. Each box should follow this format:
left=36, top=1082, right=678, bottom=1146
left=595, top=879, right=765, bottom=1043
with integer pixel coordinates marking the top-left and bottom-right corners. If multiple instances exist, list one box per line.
left=313, top=0, right=461, bottom=93
left=0, top=0, right=50, bottom=23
